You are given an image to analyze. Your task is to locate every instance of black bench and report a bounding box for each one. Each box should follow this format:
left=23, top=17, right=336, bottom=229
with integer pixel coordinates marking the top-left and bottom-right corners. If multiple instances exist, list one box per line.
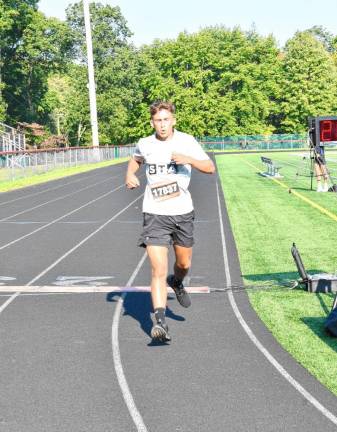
left=261, top=156, right=282, bottom=177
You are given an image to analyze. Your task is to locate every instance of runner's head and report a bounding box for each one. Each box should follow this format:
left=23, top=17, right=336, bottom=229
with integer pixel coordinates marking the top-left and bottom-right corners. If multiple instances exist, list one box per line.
left=150, top=100, right=176, bottom=141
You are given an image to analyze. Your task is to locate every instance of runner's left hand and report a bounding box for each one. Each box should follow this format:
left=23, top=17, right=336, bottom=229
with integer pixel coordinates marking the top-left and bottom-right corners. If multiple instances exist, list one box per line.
left=171, top=152, right=192, bottom=165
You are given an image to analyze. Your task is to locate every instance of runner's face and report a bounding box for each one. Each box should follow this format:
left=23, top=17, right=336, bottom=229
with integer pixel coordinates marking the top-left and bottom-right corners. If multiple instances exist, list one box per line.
left=151, top=109, right=176, bottom=140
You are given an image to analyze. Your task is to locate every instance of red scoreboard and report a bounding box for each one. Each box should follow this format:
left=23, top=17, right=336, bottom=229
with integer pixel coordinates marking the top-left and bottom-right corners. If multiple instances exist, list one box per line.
left=309, top=116, right=337, bottom=146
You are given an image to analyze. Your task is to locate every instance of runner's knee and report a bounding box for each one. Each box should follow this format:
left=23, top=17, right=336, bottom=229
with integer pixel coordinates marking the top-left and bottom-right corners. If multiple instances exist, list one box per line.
left=151, top=265, right=168, bottom=279
left=175, top=260, right=191, bottom=271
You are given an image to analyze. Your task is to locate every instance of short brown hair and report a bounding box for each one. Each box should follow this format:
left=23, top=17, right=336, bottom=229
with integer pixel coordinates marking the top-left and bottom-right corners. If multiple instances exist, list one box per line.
left=150, top=100, right=176, bottom=117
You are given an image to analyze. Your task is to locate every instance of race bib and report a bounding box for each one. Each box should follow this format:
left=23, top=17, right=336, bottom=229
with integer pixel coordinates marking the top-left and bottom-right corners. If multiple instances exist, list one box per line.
left=150, top=181, right=180, bottom=201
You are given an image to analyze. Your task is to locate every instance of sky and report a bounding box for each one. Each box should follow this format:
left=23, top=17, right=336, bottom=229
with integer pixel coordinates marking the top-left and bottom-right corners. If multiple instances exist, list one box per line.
left=38, top=0, right=337, bottom=48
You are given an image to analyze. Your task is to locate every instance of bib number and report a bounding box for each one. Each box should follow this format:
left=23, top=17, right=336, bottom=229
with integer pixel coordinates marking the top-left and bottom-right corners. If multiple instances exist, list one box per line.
left=150, top=181, right=180, bottom=201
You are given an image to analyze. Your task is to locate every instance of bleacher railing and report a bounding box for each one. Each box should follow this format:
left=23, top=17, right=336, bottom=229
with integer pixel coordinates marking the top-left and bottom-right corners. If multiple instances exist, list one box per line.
left=0, top=122, right=25, bottom=153
left=0, top=145, right=134, bottom=182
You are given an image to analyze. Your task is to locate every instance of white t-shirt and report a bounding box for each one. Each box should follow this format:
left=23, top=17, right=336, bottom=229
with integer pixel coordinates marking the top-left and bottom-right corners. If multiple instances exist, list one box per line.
left=133, top=130, right=210, bottom=215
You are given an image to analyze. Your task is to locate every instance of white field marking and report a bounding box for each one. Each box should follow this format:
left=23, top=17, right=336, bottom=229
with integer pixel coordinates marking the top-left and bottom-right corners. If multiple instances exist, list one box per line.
left=215, top=180, right=337, bottom=426
left=105, top=219, right=216, bottom=224
left=0, top=182, right=125, bottom=251
left=0, top=167, right=117, bottom=207
left=0, top=286, right=210, bottom=293
left=183, top=275, right=204, bottom=287
left=112, top=251, right=149, bottom=432
left=0, top=291, right=21, bottom=315
left=0, top=174, right=118, bottom=222
left=289, top=152, right=337, bottom=164
left=0, top=276, right=16, bottom=286
left=53, top=275, right=114, bottom=286
left=0, top=193, right=143, bottom=316
left=25, top=194, right=144, bottom=286
left=0, top=220, right=105, bottom=225
left=0, top=292, right=75, bottom=297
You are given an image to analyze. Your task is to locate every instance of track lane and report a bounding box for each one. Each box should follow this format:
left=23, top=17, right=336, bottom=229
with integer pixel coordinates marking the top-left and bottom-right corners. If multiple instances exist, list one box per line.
left=1, top=162, right=337, bottom=431
left=0, top=169, right=144, bottom=252
left=0, top=163, right=126, bottom=208
left=114, top=169, right=337, bottom=432
left=0, top=187, right=143, bottom=286
left=0, top=165, right=148, bottom=431
left=0, top=174, right=118, bottom=222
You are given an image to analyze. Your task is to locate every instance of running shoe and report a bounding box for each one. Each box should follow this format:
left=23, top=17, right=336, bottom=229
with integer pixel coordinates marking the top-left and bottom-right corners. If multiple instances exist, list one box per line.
left=167, top=274, right=191, bottom=308
left=151, top=320, right=171, bottom=342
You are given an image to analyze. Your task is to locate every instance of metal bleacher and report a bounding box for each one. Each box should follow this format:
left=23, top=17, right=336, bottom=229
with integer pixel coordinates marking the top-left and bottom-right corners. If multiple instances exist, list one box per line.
left=0, top=122, right=25, bottom=153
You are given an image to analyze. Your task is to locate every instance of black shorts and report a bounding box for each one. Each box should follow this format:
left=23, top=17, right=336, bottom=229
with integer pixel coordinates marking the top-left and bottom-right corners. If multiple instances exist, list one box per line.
left=314, top=154, right=326, bottom=164
left=314, top=147, right=326, bottom=164
left=138, top=211, right=195, bottom=248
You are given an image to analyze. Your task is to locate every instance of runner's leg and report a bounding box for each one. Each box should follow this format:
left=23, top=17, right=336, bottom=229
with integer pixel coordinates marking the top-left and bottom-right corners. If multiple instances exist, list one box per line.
left=173, top=244, right=193, bottom=280
left=147, top=245, right=170, bottom=341
left=314, top=162, right=323, bottom=191
left=147, top=245, right=169, bottom=308
left=166, top=244, right=192, bottom=308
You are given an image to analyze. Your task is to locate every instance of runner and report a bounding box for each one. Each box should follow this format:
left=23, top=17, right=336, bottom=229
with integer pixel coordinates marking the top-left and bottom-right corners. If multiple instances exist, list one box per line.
left=125, top=100, right=215, bottom=342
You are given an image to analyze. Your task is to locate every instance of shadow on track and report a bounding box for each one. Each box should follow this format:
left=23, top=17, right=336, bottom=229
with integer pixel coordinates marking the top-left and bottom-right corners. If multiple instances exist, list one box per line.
left=106, top=292, right=185, bottom=346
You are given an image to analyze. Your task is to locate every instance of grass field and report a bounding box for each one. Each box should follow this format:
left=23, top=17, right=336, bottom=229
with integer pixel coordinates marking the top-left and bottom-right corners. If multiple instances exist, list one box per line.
left=216, top=150, right=337, bottom=396
left=0, top=158, right=129, bottom=192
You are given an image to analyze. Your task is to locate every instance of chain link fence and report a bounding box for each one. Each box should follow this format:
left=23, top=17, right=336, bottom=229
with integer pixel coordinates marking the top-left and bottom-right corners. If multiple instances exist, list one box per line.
left=0, top=145, right=135, bottom=182
left=199, top=133, right=308, bottom=151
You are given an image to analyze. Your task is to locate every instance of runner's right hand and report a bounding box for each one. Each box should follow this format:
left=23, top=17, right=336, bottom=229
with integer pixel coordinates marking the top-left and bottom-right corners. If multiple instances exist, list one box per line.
left=126, top=173, right=140, bottom=189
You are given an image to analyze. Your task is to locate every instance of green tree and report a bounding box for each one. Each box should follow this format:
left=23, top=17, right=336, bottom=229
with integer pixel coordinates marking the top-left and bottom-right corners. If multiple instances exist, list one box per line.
left=0, top=0, right=39, bottom=121
left=279, top=31, right=337, bottom=132
left=61, top=1, right=136, bottom=145
left=305, top=25, right=335, bottom=53
left=138, top=27, right=281, bottom=137
left=94, top=46, right=152, bottom=144
left=1, top=0, right=73, bottom=125
left=44, top=73, right=72, bottom=137
left=61, top=64, right=91, bottom=145
left=66, top=1, right=132, bottom=66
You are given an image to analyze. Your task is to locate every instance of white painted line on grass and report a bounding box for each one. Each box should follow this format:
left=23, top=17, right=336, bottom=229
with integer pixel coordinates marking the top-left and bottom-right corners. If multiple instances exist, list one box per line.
left=112, top=251, right=149, bottom=432
left=215, top=180, right=337, bottom=427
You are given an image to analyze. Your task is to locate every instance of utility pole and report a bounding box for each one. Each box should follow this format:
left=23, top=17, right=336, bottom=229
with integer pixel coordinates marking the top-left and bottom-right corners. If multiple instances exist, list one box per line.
left=83, top=0, right=99, bottom=151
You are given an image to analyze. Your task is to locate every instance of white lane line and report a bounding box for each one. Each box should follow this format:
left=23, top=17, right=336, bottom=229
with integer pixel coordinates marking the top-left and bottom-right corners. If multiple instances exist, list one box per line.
left=0, top=286, right=209, bottom=293
left=0, top=167, right=117, bottom=207
left=0, top=174, right=119, bottom=222
left=0, top=183, right=125, bottom=251
left=0, top=291, right=20, bottom=315
left=0, top=193, right=143, bottom=316
left=112, top=252, right=149, bottom=432
left=0, top=292, right=75, bottom=297
left=25, top=194, right=143, bottom=286
left=215, top=180, right=337, bottom=426
left=0, top=221, right=105, bottom=225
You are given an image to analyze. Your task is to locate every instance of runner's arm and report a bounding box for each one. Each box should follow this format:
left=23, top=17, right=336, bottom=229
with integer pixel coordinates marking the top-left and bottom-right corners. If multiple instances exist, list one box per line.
left=171, top=153, right=215, bottom=174
left=125, top=157, right=142, bottom=188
